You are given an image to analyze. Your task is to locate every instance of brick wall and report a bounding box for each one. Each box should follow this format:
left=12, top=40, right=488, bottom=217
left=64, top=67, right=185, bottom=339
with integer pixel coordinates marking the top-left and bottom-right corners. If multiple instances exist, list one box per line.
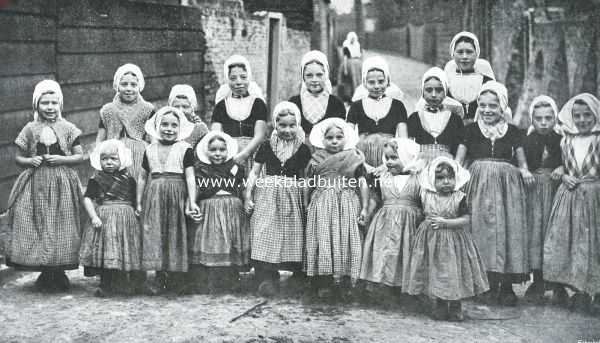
left=194, top=0, right=312, bottom=123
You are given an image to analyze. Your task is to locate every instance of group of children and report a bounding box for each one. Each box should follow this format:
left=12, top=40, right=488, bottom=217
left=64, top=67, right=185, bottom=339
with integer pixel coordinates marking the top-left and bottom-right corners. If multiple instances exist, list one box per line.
left=4, top=31, right=600, bottom=322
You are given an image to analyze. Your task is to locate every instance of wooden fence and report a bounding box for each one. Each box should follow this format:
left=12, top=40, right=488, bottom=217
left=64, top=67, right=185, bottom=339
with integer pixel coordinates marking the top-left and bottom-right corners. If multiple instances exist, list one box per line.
left=0, top=0, right=206, bottom=209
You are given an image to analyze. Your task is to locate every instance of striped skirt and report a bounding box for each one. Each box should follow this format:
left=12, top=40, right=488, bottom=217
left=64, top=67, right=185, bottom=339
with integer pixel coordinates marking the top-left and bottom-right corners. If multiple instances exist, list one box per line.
left=404, top=223, right=489, bottom=300
left=141, top=174, right=188, bottom=272
left=250, top=176, right=305, bottom=265
left=526, top=169, right=559, bottom=271
left=6, top=165, right=83, bottom=270
left=189, top=194, right=250, bottom=267
left=543, top=180, right=600, bottom=294
left=121, top=136, right=147, bottom=180
left=360, top=201, right=422, bottom=287
left=464, top=160, right=529, bottom=278
left=356, top=133, right=393, bottom=169
left=305, top=186, right=363, bottom=280
left=80, top=201, right=142, bottom=272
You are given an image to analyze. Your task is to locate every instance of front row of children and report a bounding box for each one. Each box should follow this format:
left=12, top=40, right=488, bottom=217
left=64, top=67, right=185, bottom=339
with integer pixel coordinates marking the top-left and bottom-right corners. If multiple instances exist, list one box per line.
left=7, top=79, right=600, bottom=322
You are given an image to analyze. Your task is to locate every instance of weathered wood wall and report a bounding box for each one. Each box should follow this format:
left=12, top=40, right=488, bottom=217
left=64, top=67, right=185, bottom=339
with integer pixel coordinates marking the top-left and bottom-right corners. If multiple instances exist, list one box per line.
left=0, top=0, right=206, bottom=209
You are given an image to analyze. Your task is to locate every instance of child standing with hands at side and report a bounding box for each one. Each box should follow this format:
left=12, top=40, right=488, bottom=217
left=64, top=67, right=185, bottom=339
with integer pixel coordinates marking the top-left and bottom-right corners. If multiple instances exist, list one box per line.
left=359, top=138, right=423, bottom=296
left=80, top=140, right=145, bottom=297
left=304, top=118, right=370, bottom=301
left=405, top=157, right=488, bottom=321
left=137, top=106, right=198, bottom=294
left=522, top=95, right=564, bottom=301
left=187, top=131, right=249, bottom=293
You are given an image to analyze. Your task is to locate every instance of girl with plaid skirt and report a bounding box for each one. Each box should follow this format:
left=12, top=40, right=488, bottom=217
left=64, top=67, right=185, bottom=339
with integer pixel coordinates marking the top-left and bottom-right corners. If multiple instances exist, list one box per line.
left=407, top=67, right=465, bottom=164
left=359, top=138, right=423, bottom=295
left=244, top=101, right=312, bottom=297
left=80, top=140, right=145, bottom=297
left=543, top=94, right=600, bottom=313
left=456, top=81, right=534, bottom=306
left=304, top=118, right=370, bottom=301
left=211, top=55, right=267, bottom=175
left=522, top=96, right=564, bottom=302
left=168, top=84, right=208, bottom=149
left=288, top=50, right=346, bottom=139
left=188, top=131, right=249, bottom=293
left=6, top=80, right=85, bottom=292
left=404, top=157, right=488, bottom=321
left=136, top=106, right=199, bottom=293
left=97, top=64, right=154, bottom=179
left=347, top=56, right=408, bottom=170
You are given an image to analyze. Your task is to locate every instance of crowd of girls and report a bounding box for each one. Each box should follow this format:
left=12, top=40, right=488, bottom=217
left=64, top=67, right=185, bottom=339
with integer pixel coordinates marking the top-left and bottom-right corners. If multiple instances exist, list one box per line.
left=3, top=30, right=600, bottom=321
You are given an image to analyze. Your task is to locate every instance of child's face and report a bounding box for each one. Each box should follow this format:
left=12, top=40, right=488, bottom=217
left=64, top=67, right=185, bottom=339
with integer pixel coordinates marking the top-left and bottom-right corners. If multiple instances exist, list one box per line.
left=572, top=102, right=597, bottom=134
left=531, top=105, right=556, bottom=135
left=37, top=92, right=60, bottom=122
left=276, top=113, right=297, bottom=141
left=434, top=167, right=456, bottom=194
left=206, top=138, right=228, bottom=164
left=100, top=150, right=121, bottom=173
left=478, top=92, right=502, bottom=125
left=303, top=62, right=326, bottom=94
left=323, top=126, right=345, bottom=153
left=171, top=97, right=193, bottom=120
left=422, top=77, right=445, bottom=107
left=383, top=146, right=404, bottom=175
left=365, top=69, right=386, bottom=99
left=158, top=113, right=180, bottom=142
left=118, top=73, right=140, bottom=103
left=228, top=66, right=249, bottom=97
left=453, top=41, right=477, bottom=71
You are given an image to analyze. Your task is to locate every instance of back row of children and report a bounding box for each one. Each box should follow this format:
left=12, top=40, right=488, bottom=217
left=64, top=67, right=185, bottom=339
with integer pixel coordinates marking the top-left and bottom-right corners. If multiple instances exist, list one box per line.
left=5, top=31, right=600, bottom=320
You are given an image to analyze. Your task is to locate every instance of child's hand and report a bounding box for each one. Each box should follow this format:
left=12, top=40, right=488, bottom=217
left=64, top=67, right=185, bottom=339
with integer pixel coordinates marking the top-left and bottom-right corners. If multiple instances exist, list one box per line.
left=233, top=153, right=247, bottom=166
left=43, top=154, right=63, bottom=166
left=134, top=204, right=142, bottom=217
left=429, top=216, right=447, bottom=230
left=30, top=156, right=43, bottom=167
left=372, top=164, right=387, bottom=177
left=551, top=166, right=564, bottom=181
left=91, top=216, right=102, bottom=229
left=520, top=168, right=535, bottom=187
left=244, top=199, right=254, bottom=215
left=357, top=208, right=369, bottom=226
left=186, top=203, right=203, bottom=223
left=562, top=175, right=580, bottom=190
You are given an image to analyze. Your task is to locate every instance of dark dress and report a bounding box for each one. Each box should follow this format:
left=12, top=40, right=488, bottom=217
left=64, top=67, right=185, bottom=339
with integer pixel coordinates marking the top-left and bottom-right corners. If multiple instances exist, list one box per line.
left=523, top=131, right=562, bottom=271
left=288, top=94, right=346, bottom=135
left=250, top=143, right=312, bottom=271
left=407, top=111, right=464, bottom=157
left=462, top=123, right=529, bottom=282
left=347, top=98, right=407, bottom=167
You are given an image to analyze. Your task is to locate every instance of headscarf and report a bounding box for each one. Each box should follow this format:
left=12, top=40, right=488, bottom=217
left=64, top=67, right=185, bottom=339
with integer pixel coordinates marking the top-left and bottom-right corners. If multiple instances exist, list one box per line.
left=475, top=81, right=512, bottom=141
left=527, top=95, right=560, bottom=135
left=445, top=31, right=496, bottom=79
left=168, top=84, right=198, bottom=111
left=309, top=117, right=359, bottom=150
left=195, top=130, right=238, bottom=164
left=343, top=32, right=361, bottom=58
left=270, top=101, right=306, bottom=162
left=113, top=63, right=145, bottom=93
left=558, top=93, right=600, bottom=134
left=361, top=56, right=391, bottom=88
left=214, top=55, right=265, bottom=104
left=413, top=67, right=464, bottom=136
left=300, top=50, right=333, bottom=94
left=351, top=82, right=405, bottom=102
left=421, top=156, right=471, bottom=192
left=90, top=139, right=133, bottom=171
left=144, top=106, right=194, bottom=141
left=382, top=137, right=422, bottom=173
left=32, top=80, right=63, bottom=121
